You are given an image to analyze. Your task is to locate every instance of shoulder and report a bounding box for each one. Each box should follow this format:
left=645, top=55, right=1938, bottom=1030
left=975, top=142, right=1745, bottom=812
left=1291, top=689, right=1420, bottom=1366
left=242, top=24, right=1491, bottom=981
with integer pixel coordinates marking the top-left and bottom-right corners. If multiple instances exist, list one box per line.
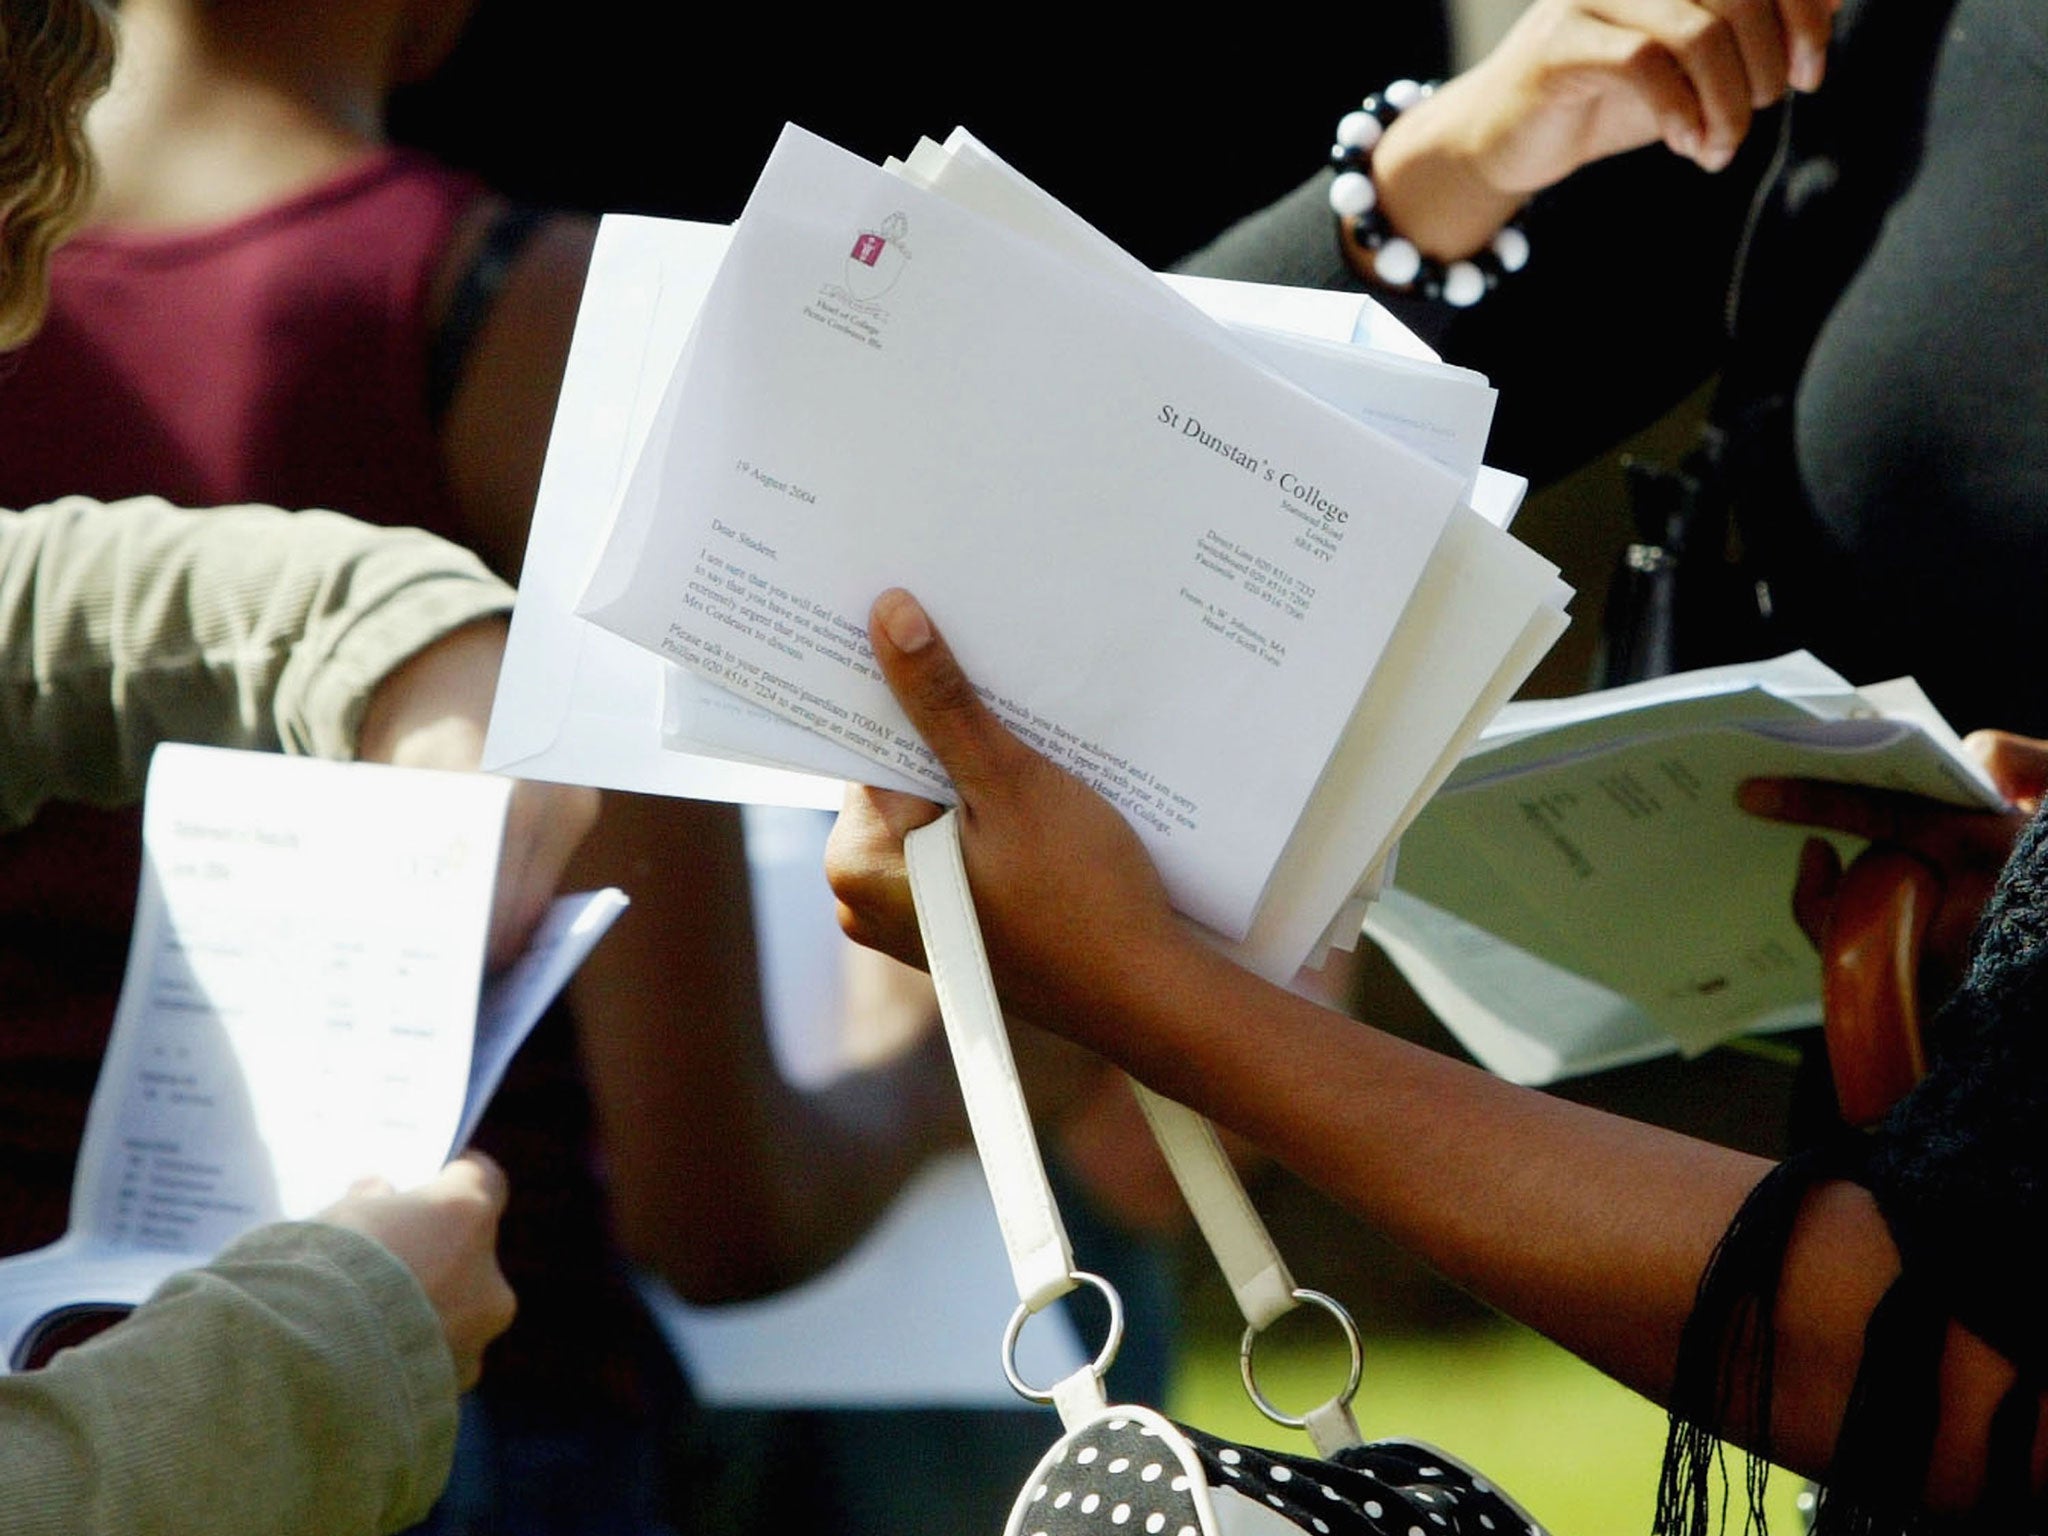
left=429, top=203, right=598, bottom=576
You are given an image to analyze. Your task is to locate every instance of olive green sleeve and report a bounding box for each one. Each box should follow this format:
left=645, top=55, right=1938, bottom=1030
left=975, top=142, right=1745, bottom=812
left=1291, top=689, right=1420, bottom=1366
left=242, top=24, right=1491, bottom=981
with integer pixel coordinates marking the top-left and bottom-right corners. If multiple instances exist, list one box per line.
left=0, top=1222, right=458, bottom=1536
left=0, top=495, right=515, bottom=828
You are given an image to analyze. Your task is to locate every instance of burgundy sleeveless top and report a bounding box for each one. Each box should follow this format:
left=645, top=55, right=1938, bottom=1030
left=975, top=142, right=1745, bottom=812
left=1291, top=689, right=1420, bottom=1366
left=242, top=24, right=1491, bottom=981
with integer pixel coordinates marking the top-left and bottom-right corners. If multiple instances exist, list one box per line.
left=0, top=146, right=482, bottom=1248
left=0, top=146, right=476, bottom=520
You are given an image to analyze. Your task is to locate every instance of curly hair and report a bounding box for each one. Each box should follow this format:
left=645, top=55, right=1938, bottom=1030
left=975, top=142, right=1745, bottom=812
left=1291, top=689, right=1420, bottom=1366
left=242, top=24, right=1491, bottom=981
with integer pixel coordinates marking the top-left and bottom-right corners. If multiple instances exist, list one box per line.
left=0, top=0, right=115, bottom=349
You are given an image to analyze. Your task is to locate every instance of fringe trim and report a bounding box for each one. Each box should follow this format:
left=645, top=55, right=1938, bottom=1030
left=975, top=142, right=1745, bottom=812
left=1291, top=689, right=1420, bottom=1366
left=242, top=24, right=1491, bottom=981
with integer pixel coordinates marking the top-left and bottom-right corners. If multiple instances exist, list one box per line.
left=1810, top=1268, right=1944, bottom=1536
left=1656, top=1149, right=1851, bottom=1536
left=1981, top=1370, right=2043, bottom=1533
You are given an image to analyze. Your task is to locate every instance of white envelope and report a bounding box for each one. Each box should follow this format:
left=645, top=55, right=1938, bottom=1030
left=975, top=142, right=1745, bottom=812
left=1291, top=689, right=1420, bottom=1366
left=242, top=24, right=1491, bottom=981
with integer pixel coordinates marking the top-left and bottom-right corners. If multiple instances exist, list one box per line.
left=480, top=215, right=844, bottom=808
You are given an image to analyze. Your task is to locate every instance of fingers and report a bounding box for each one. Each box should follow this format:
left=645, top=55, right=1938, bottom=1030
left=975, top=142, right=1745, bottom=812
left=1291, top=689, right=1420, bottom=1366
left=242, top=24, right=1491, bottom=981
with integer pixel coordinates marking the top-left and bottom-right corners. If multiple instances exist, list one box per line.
left=866, top=785, right=951, bottom=842
left=1724, top=0, right=1793, bottom=102
left=868, top=589, right=1030, bottom=805
left=1791, top=834, right=1841, bottom=950
left=422, top=1151, right=516, bottom=1391
left=437, top=1148, right=511, bottom=1214
left=320, top=1151, right=517, bottom=1391
left=1605, top=0, right=1762, bottom=166
left=1739, top=773, right=2030, bottom=959
left=1541, top=0, right=1834, bottom=171
left=487, top=780, right=603, bottom=969
left=1604, top=0, right=1828, bottom=163
left=1964, top=730, right=2048, bottom=812
left=1738, top=776, right=1943, bottom=846
left=1775, top=0, right=1838, bottom=91
left=1575, top=15, right=1724, bottom=163
left=824, top=783, right=934, bottom=968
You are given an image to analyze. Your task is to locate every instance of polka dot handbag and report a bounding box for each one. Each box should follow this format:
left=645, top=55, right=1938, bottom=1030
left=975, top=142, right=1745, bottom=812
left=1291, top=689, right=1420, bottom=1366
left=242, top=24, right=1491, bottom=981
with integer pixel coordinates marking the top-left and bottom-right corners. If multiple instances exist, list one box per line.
left=1009, top=1403, right=1548, bottom=1536
left=904, top=814, right=1547, bottom=1536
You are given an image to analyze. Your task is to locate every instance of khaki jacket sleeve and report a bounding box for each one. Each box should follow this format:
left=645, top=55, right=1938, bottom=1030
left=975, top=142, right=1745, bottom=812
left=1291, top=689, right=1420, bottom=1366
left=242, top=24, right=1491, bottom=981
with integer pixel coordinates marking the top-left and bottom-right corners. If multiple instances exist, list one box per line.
left=0, top=496, right=515, bottom=828
left=0, top=1222, right=458, bottom=1536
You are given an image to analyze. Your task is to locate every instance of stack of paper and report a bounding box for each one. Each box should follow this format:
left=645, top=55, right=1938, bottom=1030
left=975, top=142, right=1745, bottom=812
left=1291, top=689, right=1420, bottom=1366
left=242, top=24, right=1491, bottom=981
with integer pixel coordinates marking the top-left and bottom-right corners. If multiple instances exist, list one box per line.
left=0, top=745, right=626, bottom=1371
left=490, top=124, right=1571, bottom=984
left=1369, top=653, right=2006, bottom=1085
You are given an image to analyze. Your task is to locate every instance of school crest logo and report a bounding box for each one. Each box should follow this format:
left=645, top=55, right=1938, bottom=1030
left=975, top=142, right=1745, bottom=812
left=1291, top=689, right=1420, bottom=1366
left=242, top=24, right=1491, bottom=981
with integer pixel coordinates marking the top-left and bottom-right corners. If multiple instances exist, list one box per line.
left=838, top=212, right=910, bottom=309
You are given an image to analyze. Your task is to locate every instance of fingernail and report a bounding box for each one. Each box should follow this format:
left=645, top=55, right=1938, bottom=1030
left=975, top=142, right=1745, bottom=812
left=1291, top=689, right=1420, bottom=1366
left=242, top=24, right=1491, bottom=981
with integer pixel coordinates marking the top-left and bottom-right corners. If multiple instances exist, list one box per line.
left=1791, top=39, right=1825, bottom=92
left=1736, top=779, right=1784, bottom=815
left=875, top=588, right=932, bottom=654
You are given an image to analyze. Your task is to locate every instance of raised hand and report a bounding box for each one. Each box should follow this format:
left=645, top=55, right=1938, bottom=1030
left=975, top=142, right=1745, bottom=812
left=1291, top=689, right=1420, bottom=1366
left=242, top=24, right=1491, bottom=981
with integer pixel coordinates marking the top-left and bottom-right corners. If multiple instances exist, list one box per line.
left=1371, top=0, right=1838, bottom=261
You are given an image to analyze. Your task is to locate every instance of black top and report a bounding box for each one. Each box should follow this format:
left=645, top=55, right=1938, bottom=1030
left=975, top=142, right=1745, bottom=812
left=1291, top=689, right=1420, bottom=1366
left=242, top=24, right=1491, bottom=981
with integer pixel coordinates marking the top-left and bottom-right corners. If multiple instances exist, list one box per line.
left=1181, top=0, right=2048, bottom=734
left=1182, top=5, right=2048, bottom=1525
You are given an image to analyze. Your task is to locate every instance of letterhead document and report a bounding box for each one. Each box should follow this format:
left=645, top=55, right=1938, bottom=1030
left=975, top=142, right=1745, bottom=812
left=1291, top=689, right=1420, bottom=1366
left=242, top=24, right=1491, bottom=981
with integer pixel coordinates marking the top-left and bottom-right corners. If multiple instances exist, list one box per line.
left=580, top=125, right=1465, bottom=940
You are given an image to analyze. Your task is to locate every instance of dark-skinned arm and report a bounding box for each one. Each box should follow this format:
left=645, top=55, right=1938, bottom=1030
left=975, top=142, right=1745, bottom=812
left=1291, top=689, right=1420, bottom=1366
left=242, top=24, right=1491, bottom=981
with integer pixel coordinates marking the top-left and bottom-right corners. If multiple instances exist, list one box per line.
left=825, top=588, right=2046, bottom=1510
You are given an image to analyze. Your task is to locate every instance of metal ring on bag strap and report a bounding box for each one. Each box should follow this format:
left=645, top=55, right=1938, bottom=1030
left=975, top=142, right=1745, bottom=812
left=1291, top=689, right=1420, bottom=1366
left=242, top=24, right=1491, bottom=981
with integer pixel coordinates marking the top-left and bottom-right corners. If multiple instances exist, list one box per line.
left=1238, top=1288, right=1364, bottom=1429
left=1001, top=1271, right=1125, bottom=1404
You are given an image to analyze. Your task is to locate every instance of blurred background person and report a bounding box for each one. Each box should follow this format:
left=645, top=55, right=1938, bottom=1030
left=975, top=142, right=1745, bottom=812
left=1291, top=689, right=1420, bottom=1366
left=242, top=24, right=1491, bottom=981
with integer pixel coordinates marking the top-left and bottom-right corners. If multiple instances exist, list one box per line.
left=1184, top=0, right=2046, bottom=736
left=0, top=4, right=984, bottom=1532
left=0, top=3, right=1468, bottom=1532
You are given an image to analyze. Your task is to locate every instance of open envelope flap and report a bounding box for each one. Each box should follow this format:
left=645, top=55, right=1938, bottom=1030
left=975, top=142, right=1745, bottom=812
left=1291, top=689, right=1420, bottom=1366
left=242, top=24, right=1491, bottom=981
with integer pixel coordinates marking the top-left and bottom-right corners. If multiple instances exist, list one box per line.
left=483, top=218, right=695, bottom=766
left=478, top=216, right=822, bottom=808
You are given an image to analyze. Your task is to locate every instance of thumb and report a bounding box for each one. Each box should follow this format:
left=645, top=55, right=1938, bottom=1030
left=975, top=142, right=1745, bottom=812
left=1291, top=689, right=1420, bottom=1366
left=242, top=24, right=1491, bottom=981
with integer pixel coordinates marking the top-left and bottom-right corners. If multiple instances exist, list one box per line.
left=868, top=589, right=1027, bottom=801
left=439, top=1148, right=511, bottom=1215
left=1965, top=729, right=2048, bottom=812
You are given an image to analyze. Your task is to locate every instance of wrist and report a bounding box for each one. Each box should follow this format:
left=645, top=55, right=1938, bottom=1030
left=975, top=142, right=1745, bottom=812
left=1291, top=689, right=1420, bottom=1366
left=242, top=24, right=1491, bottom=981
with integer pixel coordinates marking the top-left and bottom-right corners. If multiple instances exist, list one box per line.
left=354, top=616, right=507, bottom=769
left=1329, top=79, right=1531, bottom=306
left=1369, top=77, right=1529, bottom=260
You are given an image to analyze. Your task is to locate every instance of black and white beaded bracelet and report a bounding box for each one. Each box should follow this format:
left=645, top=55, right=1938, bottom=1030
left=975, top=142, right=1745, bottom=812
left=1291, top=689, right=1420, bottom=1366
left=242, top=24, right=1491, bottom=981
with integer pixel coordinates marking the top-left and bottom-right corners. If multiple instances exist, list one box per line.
left=1327, top=79, right=1530, bottom=308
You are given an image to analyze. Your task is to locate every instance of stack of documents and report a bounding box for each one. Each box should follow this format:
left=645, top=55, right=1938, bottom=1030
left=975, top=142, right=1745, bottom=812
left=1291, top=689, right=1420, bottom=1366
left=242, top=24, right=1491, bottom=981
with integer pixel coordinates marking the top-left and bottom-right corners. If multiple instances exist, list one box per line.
left=486, top=124, right=1571, bottom=984
left=1369, top=654, right=2006, bottom=1085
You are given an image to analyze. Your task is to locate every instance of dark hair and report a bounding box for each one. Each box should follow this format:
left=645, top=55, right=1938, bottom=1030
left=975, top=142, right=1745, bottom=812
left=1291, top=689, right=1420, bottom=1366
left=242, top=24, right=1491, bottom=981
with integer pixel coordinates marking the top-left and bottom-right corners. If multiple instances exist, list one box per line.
left=0, top=0, right=115, bottom=347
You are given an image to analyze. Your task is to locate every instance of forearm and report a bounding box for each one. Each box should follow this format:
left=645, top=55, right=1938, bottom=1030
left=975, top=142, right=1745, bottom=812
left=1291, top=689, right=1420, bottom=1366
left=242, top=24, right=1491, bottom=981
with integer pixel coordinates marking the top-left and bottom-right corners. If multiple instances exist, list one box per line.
left=1080, top=933, right=2043, bottom=1503
left=569, top=793, right=961, bottom=1302
left=0, top=1224, right=455, bottom=1536
left=0, top=496, right=513, bottom=824
left=1090, top=936, right=1759, bottom=1393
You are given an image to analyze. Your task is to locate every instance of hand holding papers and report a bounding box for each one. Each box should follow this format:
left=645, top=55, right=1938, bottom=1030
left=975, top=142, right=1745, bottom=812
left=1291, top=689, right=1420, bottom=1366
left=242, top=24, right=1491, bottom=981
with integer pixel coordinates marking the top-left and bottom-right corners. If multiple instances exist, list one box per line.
left=525, top=123, right=1570, bottom=983
left=579, top=125, right=1468, bottom=942
left=0, top=746, right=626, bottom=1371
left=1371, top=655, right=2008, bottom=1084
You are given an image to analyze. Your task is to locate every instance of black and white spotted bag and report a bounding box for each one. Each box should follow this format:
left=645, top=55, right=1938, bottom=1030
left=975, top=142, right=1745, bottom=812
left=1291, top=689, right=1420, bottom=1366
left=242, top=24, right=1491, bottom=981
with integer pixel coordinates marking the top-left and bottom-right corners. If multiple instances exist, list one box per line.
left=1012, top=1405, right=1546, bottom=1536
left=903, top=814, right=1552, bottom=1536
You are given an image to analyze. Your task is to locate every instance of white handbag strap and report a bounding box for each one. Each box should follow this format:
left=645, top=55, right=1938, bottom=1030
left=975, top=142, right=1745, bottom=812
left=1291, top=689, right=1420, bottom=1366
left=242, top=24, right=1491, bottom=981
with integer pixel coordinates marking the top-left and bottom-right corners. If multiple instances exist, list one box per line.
left=903, top=811, right=1107, bottom=1428
left=1128, top=1083, right=1298, bottom=1329
left=903, top=810, right=1363, bottom=1451
left=903, top=811, right=1076, bottom=1310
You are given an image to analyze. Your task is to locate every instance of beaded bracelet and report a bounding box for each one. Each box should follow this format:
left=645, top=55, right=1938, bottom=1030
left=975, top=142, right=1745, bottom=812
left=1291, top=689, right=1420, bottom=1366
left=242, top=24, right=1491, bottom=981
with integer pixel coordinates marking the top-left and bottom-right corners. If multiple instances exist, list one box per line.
left=1327, top=79, right=1530, bottom=309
